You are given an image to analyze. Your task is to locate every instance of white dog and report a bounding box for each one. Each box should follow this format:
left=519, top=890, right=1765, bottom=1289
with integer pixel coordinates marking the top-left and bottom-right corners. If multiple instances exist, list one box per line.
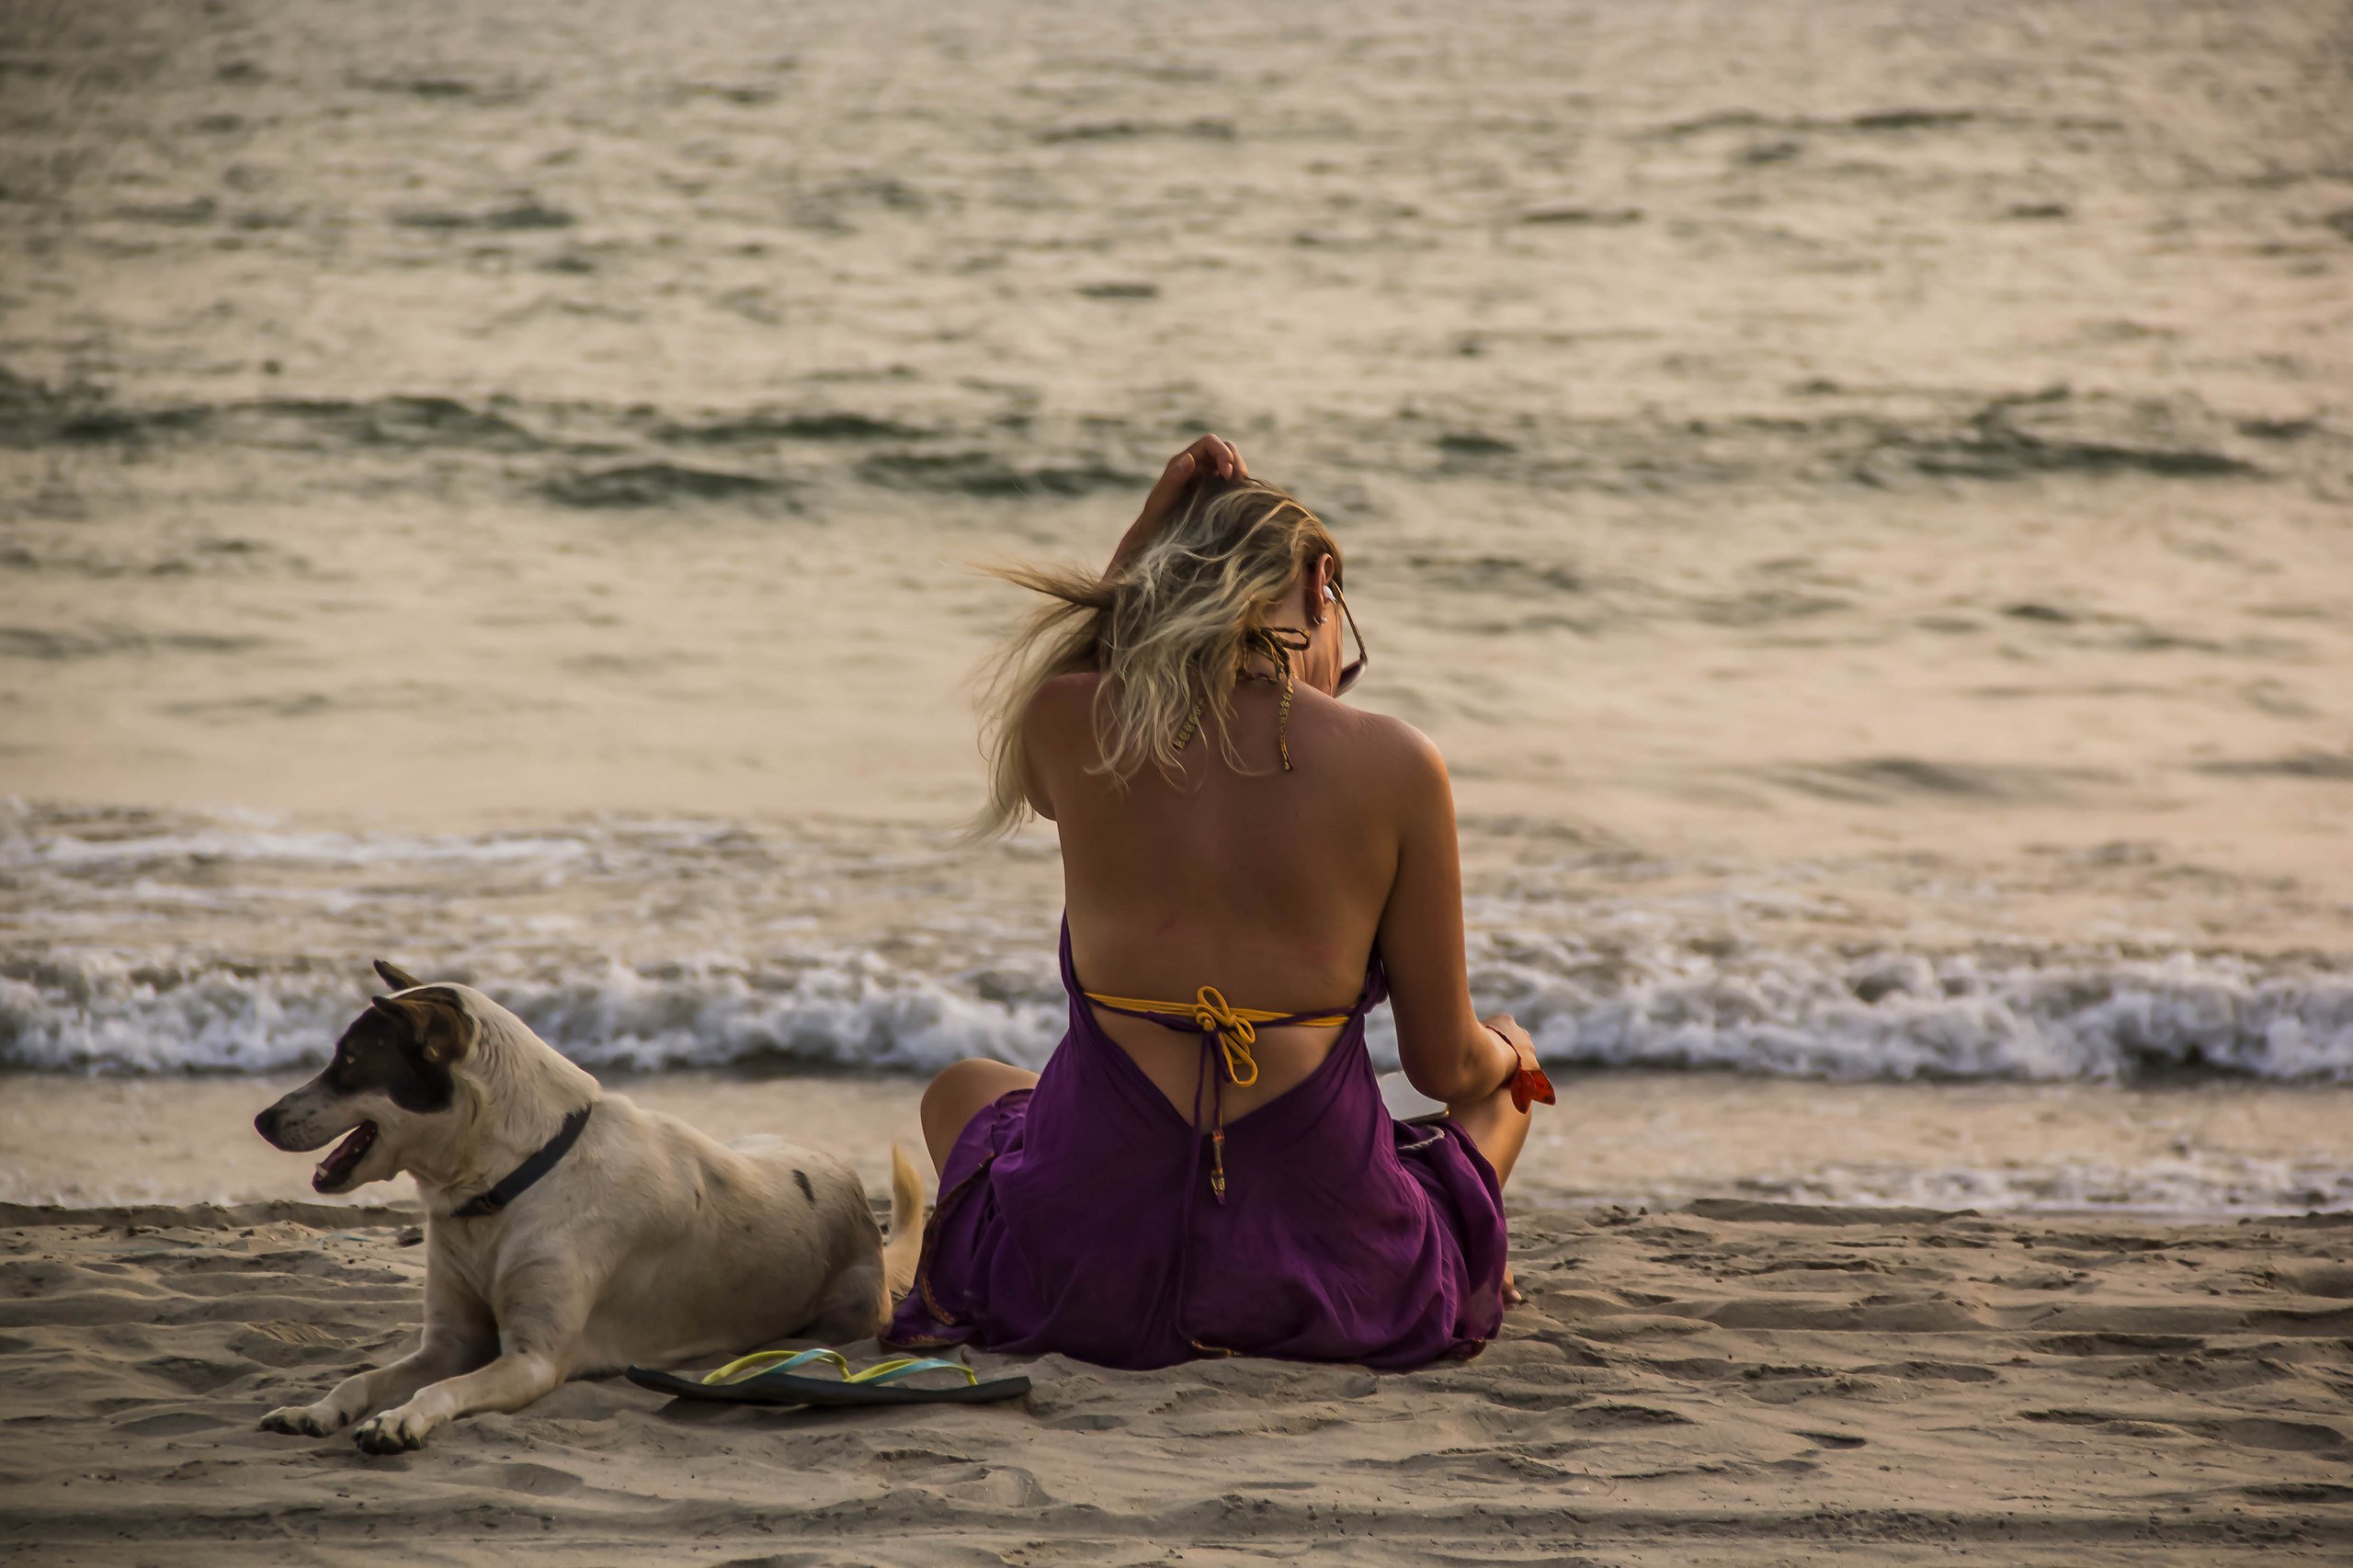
left=254, top=960, right=923, bottom=1453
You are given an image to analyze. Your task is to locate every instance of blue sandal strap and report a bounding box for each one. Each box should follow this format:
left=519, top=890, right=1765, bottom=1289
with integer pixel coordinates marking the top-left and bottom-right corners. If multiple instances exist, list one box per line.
left=702, top=1347, right=850, bottom=1385
left=845, top=1356, right=979, bottom=1386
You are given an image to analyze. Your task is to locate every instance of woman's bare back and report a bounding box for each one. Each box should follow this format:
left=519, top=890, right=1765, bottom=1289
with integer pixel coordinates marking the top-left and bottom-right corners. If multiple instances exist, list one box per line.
left=1028, top=669, right=1430, bottom=1121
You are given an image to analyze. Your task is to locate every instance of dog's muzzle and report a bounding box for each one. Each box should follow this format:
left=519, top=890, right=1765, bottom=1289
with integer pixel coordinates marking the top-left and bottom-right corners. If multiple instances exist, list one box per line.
left=256, top=1099, right=380, bottom=1191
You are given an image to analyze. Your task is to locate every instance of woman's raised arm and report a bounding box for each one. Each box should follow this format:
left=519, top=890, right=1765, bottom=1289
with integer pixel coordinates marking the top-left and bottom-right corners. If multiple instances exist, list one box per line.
left=1108, top=435, right=1247, bottom=574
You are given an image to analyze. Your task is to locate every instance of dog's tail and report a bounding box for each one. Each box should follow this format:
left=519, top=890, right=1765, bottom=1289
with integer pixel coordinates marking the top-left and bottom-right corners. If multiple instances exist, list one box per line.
left=881, top=1141, right=926, bottom=1303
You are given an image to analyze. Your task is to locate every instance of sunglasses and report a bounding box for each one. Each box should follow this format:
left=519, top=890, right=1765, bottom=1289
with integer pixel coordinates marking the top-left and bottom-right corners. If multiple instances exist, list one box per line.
left=1328, top=585, right=1369, bottom=695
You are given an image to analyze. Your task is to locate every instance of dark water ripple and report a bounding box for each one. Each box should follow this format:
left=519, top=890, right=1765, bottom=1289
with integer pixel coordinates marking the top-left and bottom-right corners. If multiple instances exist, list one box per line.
left=4, top=366, right=2339, bottom=509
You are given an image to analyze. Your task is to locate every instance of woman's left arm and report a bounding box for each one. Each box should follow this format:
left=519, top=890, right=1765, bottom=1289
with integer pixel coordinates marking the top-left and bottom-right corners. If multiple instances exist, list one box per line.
left=1376, top=724, right=1529, bottom=1105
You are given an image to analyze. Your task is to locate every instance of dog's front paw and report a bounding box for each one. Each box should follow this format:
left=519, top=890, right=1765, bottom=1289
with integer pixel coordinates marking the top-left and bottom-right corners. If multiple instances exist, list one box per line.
left=260, top=1403, right=347, bottom=1437
left=352, top=1406, right=432, bottom=1454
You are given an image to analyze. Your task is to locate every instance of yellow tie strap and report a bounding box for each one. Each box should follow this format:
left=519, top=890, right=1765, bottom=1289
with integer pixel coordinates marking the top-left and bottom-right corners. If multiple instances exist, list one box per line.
left=1084, top=984, right=1352, bottom=1088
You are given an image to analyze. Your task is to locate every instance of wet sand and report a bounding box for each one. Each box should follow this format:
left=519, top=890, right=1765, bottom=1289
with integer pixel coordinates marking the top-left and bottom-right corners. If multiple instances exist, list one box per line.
left=6, top=1070, right=2349, bottom=1217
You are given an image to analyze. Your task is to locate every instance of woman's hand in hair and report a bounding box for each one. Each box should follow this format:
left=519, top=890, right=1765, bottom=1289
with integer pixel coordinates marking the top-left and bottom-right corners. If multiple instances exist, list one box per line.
left=1108, top=435, right=1247, bottom=572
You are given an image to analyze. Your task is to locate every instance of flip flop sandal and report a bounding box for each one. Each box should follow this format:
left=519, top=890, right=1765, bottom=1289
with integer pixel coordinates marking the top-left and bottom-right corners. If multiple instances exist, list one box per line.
left=626, top=1347, right=1031, bottom=1408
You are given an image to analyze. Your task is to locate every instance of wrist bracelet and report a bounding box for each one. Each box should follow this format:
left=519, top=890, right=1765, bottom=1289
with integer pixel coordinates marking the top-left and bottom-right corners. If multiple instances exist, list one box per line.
left=1487, top=1025, right=1555, bottom=1113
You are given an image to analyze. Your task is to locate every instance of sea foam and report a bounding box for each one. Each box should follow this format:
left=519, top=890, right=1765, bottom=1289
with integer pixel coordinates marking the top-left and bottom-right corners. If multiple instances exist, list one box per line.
left=6, top=938, right=2347, bottom=1083
left=5, top=803, right=2347, bottom=1081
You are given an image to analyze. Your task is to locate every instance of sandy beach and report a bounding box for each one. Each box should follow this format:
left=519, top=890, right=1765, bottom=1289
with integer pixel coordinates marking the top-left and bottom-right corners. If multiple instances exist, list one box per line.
left=6, top=0, right=2347, bottom=1082
left=6, top=1069, right=2353, bottom=1217
left=5, top=1198, right=2350, bottom=1564
left=6, top=1071, right=2352, bottom=1562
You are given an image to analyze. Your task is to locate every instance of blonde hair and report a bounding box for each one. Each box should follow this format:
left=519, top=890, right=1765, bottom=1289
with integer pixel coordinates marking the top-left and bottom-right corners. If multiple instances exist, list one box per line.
left=971, top=477, right=1341, bottom=839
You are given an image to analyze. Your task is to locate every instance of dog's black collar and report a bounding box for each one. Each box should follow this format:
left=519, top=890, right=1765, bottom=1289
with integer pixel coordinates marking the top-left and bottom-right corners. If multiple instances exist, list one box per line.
left=449, top=1106, right=593, bottom=1220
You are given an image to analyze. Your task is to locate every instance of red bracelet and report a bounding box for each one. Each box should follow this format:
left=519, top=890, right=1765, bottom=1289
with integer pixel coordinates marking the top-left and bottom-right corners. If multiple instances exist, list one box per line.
left=1487, top=1026, right=1555, bottom=1112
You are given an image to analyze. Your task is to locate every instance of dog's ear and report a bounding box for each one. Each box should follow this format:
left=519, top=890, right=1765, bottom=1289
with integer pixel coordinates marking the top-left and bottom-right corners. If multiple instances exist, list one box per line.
left=369, top=986, right=477, bottom=1066
left=372, top=958, right=424, bottom=992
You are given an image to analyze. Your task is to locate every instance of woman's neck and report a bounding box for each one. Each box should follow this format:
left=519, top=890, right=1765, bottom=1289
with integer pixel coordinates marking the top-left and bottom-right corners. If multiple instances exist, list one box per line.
left=1242, top=619, right=1319, bottom=689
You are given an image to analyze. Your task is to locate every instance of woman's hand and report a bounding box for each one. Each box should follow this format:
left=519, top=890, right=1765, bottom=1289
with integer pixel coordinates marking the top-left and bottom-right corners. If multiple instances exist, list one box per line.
left=1483, top=1013, right=1535, bottom=1081
left=1108, top=435, right=1247, bottom=572
left=1483, top=1014, right=1552, bottom=1111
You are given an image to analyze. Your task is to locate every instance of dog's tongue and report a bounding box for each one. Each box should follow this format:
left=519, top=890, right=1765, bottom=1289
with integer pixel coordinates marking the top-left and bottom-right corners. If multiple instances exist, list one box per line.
left=313, top=1121, right=377, bottom=1191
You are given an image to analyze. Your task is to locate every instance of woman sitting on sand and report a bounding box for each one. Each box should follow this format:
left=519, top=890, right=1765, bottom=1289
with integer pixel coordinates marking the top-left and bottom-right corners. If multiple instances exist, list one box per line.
left=890, top=435, right=1551, bottom=1369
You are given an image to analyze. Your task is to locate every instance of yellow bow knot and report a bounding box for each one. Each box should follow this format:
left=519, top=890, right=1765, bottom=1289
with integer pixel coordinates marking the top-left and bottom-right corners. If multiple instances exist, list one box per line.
left=1190, top=986, right=1262, bottom=1087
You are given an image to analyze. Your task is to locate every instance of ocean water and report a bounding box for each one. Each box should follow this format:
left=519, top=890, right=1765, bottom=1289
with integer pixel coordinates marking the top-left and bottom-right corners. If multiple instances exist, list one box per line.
left=3, top=0, right=2350, bottom=1207
left=6, top=800, right=2348, bottom=1085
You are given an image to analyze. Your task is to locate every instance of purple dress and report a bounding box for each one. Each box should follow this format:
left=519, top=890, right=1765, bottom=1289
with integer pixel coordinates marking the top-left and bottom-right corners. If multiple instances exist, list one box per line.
left=887, top=919, right=1509, bottom=1369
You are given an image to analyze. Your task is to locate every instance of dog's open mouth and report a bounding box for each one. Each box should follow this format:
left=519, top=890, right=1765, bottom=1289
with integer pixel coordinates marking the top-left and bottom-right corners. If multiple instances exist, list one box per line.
left=313, top=1121, right=378, bottom=1191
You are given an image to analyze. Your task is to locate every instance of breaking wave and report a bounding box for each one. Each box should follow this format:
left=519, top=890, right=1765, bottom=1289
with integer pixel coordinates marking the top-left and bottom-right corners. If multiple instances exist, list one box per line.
left=3, top=805, right=2346, bottom=1081
left=0, top=949, right=1067, bottom=1077
left=1475, top=942, right=2353, bottom=1083
left=5, top=932, right=2346, bottom=1084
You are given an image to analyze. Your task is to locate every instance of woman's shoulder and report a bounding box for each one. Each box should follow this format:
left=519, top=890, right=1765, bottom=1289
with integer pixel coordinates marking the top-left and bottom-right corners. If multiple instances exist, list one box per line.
left=1034, top=670, right=1105, bottom=700
left=1018, top=672, right=1108, bottom=767
left=1024, top=674, right=1445, bottom=790
left=1024, top=670, right=1103, bottom=728
left=1326, top=703, right=1449, bottom=792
